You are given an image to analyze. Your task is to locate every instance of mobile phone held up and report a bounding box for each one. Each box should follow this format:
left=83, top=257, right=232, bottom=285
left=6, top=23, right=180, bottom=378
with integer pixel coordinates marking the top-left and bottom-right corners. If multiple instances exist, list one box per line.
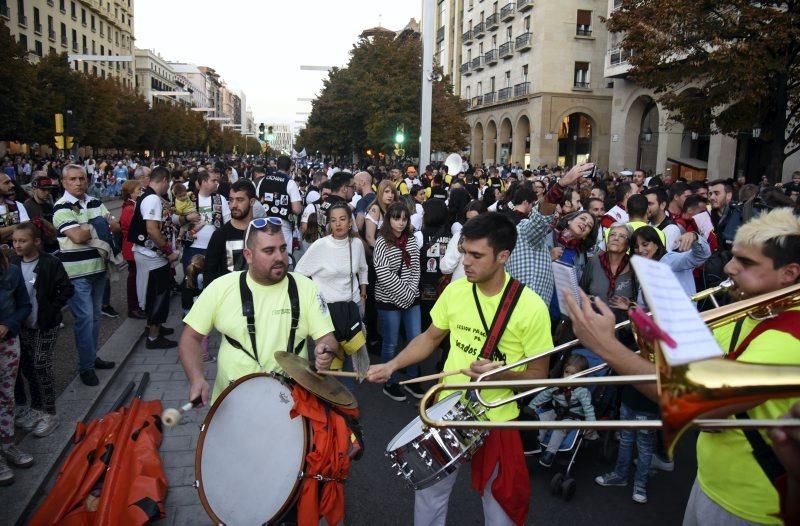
left=582, top=164, right=597, bottom=179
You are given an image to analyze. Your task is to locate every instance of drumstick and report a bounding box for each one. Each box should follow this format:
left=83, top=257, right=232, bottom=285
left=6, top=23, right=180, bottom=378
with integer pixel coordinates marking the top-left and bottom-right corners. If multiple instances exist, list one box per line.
left=399, top=361, right=507, bottom=385
left=317, top=370, right=360, bottom=378
left=161, top=396, right=202, bottom=428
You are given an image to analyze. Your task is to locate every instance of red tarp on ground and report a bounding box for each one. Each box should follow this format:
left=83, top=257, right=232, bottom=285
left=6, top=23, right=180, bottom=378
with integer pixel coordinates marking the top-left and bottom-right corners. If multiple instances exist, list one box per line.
left=30, top=399, right=167, bottom=526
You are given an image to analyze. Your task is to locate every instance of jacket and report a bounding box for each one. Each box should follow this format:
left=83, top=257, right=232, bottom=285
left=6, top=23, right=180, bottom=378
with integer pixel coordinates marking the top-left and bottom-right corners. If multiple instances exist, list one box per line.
left=10, top=252, right=74, bottom=331
left=119, top=199, right=136, bottom=261
left=0, top=263, right=32, bottom=338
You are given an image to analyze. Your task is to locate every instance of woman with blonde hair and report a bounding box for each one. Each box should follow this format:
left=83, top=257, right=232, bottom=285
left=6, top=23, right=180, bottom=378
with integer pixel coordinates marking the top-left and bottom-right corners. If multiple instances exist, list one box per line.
left=365, top=180, right=398, bottom=250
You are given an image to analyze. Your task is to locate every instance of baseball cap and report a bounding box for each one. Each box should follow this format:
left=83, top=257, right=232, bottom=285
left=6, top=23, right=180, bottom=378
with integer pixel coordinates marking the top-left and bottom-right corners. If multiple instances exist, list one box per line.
left=32, top=177, right=58, bottom=189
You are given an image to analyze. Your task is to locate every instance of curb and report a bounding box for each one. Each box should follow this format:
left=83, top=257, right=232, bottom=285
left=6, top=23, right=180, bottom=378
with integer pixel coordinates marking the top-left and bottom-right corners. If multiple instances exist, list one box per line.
left=0, top=315, right=148, bottom=526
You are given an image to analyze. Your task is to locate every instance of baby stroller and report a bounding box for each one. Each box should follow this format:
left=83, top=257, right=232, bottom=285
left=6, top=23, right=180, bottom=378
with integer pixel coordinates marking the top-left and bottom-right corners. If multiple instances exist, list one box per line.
left=521, top=349, right=620, bottom=502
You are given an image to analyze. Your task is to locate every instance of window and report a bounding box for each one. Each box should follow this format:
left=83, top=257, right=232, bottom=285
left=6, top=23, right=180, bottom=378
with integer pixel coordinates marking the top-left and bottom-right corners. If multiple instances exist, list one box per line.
left=34, top=40, right=42, bottom=56
left=478, top=42, right=483, bottom=54
left=522, top=64, right=528, bottom=82
left=70, top=1, right=75, bottom=18
left=47, top=15, right=52, bottom=32
left=506, top=26, right=512, bottom=40
left=19, top=33, right=27, bottom=50
left=491, top=34, right=496, bottom=46
left=477, top=81, right=482, bottom=96
left=577, top=10, right=592, bottom=36
left=466, top=85, right=471, bottom=99
left=489, top=76, right=495, bottom=92
left=49, top=46, right=55, bottom=54
left=60, top=22, right=66, bottom=44
left=492, top=1, right=497, bottom=13
left=504, top=70, right=510, bottom=87
left=71, top=28, right=77, bottom=50
left=81, top=7, right=85, bottom=25
left=32, top=6, right=39, bottom=31
left=574, top=62, right=590, bottom=88
left=17, top=0, right=25, bottom=25
left=59, top=0, right=64, bottom=12
left=91, top=14, right=95, bottom=31
left=91, top=40, right=95, bottom=54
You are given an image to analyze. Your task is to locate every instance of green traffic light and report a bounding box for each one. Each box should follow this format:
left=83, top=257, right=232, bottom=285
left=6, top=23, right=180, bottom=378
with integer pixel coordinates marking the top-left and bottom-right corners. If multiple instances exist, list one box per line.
left=395, top=132, right=405, bottom=144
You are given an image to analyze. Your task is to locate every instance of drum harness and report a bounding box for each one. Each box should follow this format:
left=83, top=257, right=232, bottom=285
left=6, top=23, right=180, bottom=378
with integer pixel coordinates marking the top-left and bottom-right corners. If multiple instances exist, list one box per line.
left=224, top=271, right=366, bottom=463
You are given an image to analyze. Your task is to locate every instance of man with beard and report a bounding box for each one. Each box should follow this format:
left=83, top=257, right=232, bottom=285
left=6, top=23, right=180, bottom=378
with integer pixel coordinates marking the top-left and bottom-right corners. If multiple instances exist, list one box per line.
left=203, top=180, right=255, bottom=285
left=179, top=217, right=337, bottom=405
left=0, top=172, right=30, bottom=242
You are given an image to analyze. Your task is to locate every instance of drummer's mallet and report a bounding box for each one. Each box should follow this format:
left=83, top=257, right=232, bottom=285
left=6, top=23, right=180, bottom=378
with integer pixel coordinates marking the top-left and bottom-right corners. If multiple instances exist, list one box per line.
left=161, top=396, right=203, bottom=427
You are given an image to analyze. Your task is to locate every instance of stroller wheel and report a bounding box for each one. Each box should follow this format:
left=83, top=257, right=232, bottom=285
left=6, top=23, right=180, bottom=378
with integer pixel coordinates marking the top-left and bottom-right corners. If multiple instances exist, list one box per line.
left=550, top=472, right=564, bottom=496
left=561, top=478, right=577, bottom=501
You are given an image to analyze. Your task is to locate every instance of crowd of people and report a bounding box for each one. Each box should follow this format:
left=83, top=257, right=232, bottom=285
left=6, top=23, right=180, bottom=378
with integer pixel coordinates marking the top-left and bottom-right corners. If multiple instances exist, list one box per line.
left=1, top=150, right=799, bottom=524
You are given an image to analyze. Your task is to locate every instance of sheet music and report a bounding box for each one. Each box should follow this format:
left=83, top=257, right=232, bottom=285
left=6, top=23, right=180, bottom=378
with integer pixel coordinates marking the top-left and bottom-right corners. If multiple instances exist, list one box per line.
left=552, top=261, right=581, bottom=317
left=630, top=256, right=722, bottom=365
left=692, top=211, right=714, bottom=240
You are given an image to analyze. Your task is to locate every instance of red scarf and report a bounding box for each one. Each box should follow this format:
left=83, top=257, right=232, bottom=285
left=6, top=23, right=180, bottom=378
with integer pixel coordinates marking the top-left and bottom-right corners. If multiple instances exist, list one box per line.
left=393, top=232, right=411, bottom=267
left=555, top=230, right=581, bottom=251
left=598, top=252, right=629, bottom=298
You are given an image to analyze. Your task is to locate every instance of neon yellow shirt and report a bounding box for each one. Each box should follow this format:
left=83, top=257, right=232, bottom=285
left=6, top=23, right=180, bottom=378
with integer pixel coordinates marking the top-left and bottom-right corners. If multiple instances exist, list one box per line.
left=430, top=272, right=553, bottom=421
left=696, top=306, right=800, bottom=524
left=184, top=271, right=334, bottom=402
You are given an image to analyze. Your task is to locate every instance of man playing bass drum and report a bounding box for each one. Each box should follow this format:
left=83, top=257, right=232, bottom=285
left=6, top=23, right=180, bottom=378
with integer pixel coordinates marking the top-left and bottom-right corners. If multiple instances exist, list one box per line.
left=565, top=207, right=800, bottom=525
left=368, top=213, right=553, bottom=526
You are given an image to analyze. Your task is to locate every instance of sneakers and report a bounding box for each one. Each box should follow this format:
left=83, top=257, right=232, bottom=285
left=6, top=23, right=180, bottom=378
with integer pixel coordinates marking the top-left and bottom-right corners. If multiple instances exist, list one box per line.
left=146, top=335, right=178, bottom=349
left=539, top=451, right=555, bottom=468
left=15, top=407, right=41, bottom=431
left=0, top=444, right=33, bottom=468
left=650, top=455, right=675, bottom=472
left=383, top=383, right=407, bottom=402
left=143, top=326, right=175, bottom=337
left=94, top=357, right=115, bottom=369
left=633, top=485, right=648, bottom=504
left=595, top=472, right=628, bottom=487
left=403, top=383, right=425, bottom=400
left=128, top=309, right=147, bottom=320
left=33, top=413, right=59, bottom=438
left=80, top=369, right=99, bottom=386
left=101, top=305, right=120, bottom=318
left=0, top=457, right=12, bottom=486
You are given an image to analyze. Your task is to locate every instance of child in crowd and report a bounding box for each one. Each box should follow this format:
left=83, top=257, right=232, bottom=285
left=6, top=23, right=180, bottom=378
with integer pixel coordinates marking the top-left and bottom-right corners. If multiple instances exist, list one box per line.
left=182, top=254, right=212, bottom=362
left=11, top=222, right=74, bottom=439
left=530, top=354, right=596, bottom=468
left=172, top=183, right=201, bottom=245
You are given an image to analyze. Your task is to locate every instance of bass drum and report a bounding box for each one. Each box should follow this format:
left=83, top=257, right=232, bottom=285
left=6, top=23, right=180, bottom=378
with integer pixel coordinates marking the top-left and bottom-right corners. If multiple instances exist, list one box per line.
left=195, top=373, right=309, bottom=525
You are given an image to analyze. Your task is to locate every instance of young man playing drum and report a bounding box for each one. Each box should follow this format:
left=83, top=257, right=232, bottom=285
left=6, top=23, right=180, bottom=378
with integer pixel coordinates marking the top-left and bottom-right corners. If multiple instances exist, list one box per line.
left=564, top=207, right=800, bottom=525
left=368, top=213, right=553, bottom=526
left=179, top=217, right=336, bottom=405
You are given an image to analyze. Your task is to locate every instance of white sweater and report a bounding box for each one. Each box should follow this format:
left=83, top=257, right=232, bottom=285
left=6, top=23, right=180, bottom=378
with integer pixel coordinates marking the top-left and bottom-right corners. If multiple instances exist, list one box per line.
left=294, top=235, right=369, bottom=303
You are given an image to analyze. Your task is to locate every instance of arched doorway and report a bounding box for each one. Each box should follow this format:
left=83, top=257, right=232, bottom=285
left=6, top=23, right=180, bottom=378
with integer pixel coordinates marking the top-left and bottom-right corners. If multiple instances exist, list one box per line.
left=485, top=120, right=498, bottom=165
left=637, top=101, right=659, bottom=173
left=558, top=113, right=593, bottom=167
left=513, top=115, right=531, bottom=169
left=498, top=118, right=513, bottom=165
left=472, top=122, right=484, bottom=165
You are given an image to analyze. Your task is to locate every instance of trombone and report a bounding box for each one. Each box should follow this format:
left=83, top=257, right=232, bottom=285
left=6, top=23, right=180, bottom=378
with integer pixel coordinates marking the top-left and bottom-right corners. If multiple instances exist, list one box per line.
left=418, top=282, right=800, bottom=456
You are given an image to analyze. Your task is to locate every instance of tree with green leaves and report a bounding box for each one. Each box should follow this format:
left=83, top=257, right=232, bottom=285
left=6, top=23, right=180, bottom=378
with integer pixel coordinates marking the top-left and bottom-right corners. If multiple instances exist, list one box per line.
left=0, top=19, right=35, bottom=141
left=607, top=0, right=800, bottom=182
left=296, top=32, right=468, bottom=159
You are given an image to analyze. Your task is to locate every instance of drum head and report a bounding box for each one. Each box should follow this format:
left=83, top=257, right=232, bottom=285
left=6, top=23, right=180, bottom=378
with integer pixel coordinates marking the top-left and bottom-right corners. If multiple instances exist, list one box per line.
left=196, top=374, right=308, bottom=525
left=386, top=392, right=463, bottom=451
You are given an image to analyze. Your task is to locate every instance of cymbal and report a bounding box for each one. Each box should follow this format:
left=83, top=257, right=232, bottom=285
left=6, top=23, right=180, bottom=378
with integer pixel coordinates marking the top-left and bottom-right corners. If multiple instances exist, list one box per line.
left=275, top=352, right=358, bottom=409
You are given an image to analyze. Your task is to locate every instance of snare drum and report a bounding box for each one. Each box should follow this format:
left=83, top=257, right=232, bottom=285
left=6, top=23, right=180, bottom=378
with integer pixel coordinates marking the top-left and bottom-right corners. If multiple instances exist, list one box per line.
left=386, top=392, right=488, bottom=490
left=195, top=373, right=309, bottom=525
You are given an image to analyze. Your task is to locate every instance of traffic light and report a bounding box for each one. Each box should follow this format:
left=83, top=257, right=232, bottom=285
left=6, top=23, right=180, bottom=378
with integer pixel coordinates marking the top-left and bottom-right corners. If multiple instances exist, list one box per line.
left=266, top=126, right=274, bottom=143
left=258, top=123, right=265, bottom=142
left=395, top=128, right=405, bottom=145
left=65, top=136, right=74, bottom=149
left=55, top=114, right=64, bottom=134
left=54, top=136, right=65, bottom=150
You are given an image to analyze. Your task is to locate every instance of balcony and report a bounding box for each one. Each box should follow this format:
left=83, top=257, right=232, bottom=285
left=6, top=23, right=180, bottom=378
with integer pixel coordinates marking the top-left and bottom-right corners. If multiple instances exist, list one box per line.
left=472, top=55, right=484, bottom=71
left=463, top=29, right=473, bottom=43
left=499, top=40, right=514, bottom=58
left=500, top=3, right=515, bottom=22
left=0, top=5, right=8, bottom=19
left=473, top=21, right=485, bottom=39
left=517, top=0, right=533, bottom=11
left=471, top=95, right=483, bottom=108
left=34, top=22, right=42, bottom=34
left=514, top=81, right=530, bottom=97
left=72, top=42, right=78, bottom=52
left=515, top=32, right=532, bottom=51
left=82, top=46, right=88, bottom=54
left=49, top=29, right=56, bottom=41
left=576, top=25, right=592, bottom=37
left=498, top=87, right=512, bottom=101
left=574, top=81, right=590, bottom=89
left=437, top=26, right=445, bottom=42
left=61, top=35, right=67, bottom=47
left=608, top=47, right=634, bottom=66
left=461, top=62, right=472, bottom=76
left=485, top=48, right=498, bottom=65
left=18, top=14, right=27, bottom=28
left=486, top=13, right=499, bottom=30
left=483, top=91, right=496, bottom=104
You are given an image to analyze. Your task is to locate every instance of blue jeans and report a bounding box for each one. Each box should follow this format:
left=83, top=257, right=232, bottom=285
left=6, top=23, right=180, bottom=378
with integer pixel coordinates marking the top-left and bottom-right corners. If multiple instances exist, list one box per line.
left=613, top=403, right=657, bottom=489
left=67, top=272, right=107, bottom=372
left=378, top=305, right=421, bottom=385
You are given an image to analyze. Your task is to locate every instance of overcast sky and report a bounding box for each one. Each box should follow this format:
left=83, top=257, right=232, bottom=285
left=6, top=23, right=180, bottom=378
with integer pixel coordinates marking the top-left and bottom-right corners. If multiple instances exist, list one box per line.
left=134, top=0, right=420, bottom=129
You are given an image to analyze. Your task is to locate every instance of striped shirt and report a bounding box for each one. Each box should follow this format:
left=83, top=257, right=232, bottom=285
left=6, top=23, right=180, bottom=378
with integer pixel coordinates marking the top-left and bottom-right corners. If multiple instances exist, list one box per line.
left=373, top=235, right=420, bottom=309
left=53, top=191, right=109, bottom=278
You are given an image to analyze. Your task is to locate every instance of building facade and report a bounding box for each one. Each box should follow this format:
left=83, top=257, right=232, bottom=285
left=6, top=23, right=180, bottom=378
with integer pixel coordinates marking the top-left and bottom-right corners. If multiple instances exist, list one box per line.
left=134, top=48, right=190, bottom=107
left=458, top=0, right=612, bottom=169
left=2, top=0, right=135, bottom=87
left=434, top=0, right=464, bottom=95
left=603, top=0, right=798, bottom=181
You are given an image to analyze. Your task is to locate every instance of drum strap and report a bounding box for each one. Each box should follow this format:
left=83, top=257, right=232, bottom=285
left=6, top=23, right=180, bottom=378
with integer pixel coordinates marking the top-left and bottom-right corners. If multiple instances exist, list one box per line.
left=474, top=278, right=524, bottom=362
left=225, top=272, right=303, bottom=365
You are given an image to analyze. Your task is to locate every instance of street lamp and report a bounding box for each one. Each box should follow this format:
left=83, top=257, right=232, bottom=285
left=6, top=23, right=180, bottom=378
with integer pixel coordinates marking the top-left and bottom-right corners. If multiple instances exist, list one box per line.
left=691, top=131, right=699, bottom=141
left=643, top=127, right=653, bottom=143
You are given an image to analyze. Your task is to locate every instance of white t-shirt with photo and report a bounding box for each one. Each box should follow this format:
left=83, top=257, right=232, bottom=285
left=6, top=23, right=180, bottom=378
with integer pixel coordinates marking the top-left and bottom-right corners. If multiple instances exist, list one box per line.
left=132, top=193, right=168, bottom=265
left=191, top=194, right=231, bottom=250
left=0, top=201, right=30, bottom=225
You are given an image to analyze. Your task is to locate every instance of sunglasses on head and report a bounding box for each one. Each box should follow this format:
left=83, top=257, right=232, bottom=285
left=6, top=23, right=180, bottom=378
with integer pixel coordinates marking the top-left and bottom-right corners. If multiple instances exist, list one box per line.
left=244, top=217, right=282, bottom=247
